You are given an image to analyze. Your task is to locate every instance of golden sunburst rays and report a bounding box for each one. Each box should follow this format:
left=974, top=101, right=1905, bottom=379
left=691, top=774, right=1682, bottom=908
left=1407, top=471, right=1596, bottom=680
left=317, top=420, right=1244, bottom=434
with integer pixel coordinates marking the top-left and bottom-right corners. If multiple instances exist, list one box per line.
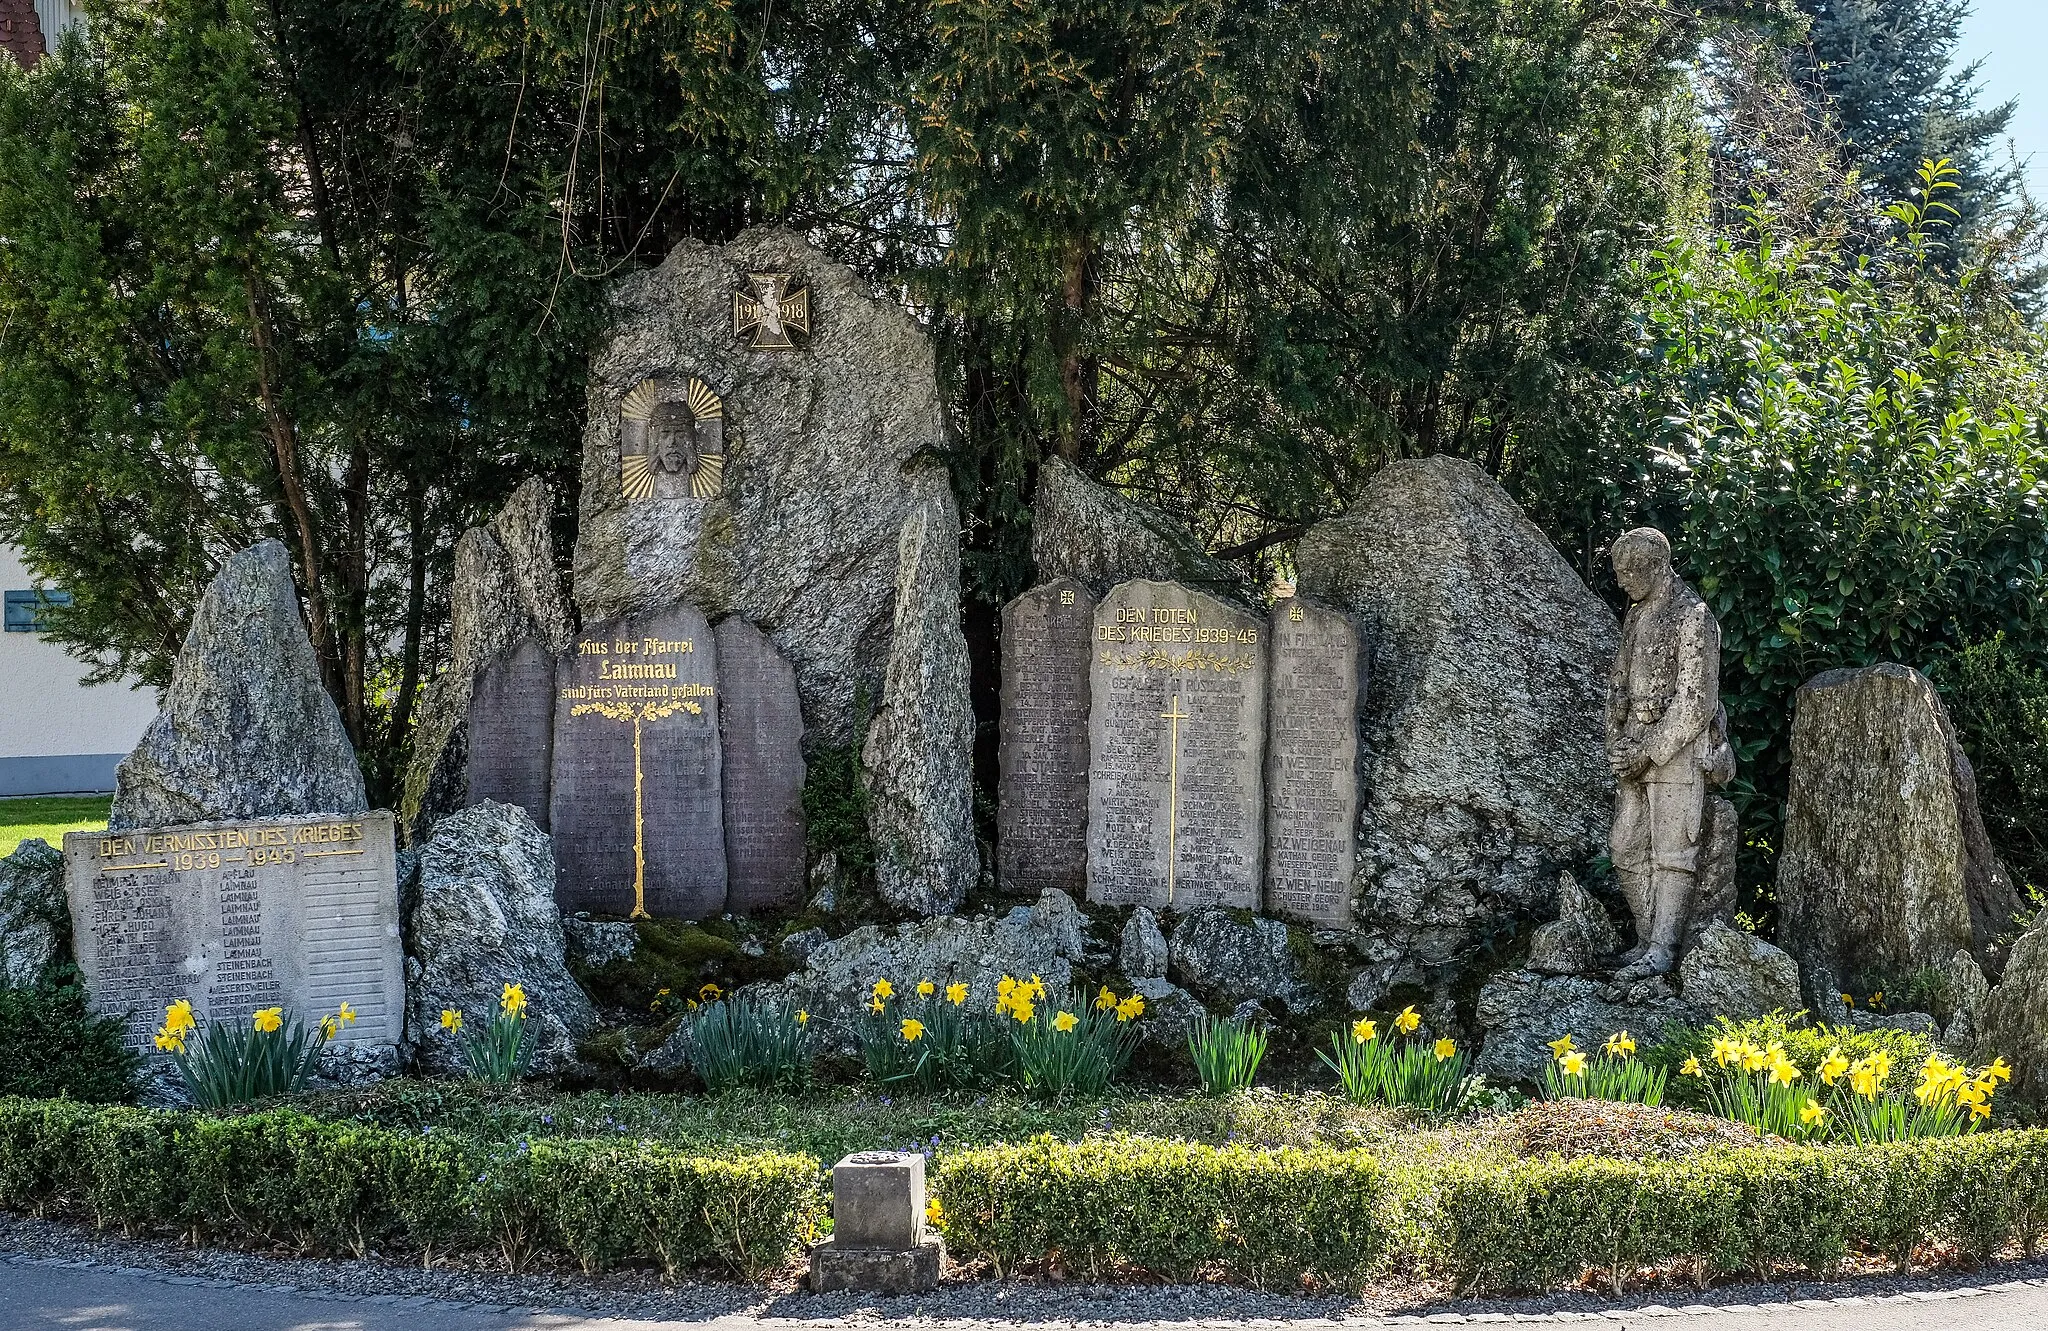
left=686, top=375, right=722, bottom=419
left=618, top=375, right=726, bottom=502
left=621, top=454, right=656, bottom=501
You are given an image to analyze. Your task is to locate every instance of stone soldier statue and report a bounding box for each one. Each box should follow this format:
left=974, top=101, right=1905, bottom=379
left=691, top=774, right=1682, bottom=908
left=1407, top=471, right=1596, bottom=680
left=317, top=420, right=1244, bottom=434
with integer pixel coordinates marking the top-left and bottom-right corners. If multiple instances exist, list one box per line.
left=1606, top=528, right=1736, bottom=981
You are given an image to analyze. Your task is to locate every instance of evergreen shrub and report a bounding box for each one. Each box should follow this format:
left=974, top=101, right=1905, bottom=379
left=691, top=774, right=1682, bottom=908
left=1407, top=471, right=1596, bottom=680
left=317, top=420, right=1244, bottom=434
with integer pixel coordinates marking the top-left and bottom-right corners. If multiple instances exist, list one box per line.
left=0, top=974, right=137, bottom=1102
left=0, top=1098, right=822, bottom=1278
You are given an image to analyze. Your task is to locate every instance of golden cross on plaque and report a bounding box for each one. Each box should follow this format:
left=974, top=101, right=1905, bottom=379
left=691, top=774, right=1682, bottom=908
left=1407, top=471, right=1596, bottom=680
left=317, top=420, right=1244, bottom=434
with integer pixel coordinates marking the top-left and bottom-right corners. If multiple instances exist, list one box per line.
left=1160, top=693, right=1190, bottom=904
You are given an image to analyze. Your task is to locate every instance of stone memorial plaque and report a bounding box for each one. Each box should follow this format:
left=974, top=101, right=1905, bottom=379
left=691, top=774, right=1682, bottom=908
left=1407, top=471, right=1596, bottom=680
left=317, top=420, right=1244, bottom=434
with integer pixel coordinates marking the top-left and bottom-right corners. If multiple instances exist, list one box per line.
left=1086, top=580, right=1267, bottom=911
left=1264, top=597, right=1361, bottom=928
left=997, top=579, right=1095, bottom=896
left=715, top=616, right=807, bottom=912
left=466, top=638, right=556, bottom=829
left=550, top=603, right=726, bottom=919
left=63, top=812, right=404, bottom=1055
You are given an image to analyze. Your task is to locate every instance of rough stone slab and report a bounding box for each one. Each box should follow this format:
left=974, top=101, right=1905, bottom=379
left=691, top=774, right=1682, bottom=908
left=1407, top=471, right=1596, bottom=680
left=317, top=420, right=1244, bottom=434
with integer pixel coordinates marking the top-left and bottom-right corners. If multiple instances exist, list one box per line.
left=715, top=616, right=807, bottom=913
left=860, top=492, right=979, bottom=915
left=1776, top=663, right=2020, bottom=1002
left=549, top=605, right=725, bottom=919
left=1086, top=580, right=1266, bottom=912
left=808, top=1236, right=941, bottom=1295
left=1263, top=597, right=1361, bottom=928
left=997, top=578, right=1095, bottom=897
left=113, top=539, right=366, bottom=831
left=1296, top=457, right=1617, bottom=1008
left=64, top=812, right=403, bottom=1055
left=1031, top=457, right=1256, bottom=606
left=464, top=638, right=556, bottom=831
left=400, top=480, right=571, bottom=843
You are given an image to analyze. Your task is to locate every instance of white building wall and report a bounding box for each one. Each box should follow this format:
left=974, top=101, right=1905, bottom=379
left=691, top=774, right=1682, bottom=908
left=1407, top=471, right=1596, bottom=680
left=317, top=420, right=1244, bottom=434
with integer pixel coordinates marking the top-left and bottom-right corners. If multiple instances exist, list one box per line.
left=32, top=0, right=83, bottom=46
left=0, top=544, right=157, bottom=794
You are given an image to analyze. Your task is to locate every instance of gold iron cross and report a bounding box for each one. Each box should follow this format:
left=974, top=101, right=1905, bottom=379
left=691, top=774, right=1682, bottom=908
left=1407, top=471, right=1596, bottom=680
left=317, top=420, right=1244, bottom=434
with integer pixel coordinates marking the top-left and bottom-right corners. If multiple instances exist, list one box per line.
left=733, top=273, right=810, bottom=350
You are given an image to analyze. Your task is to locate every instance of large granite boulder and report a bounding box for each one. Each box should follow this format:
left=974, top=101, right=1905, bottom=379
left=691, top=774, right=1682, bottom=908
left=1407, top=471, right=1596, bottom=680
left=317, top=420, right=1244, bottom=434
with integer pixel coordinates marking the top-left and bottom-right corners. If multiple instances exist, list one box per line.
left=1775, top=664, right=2024, bottom=1003
left=735, top=888, right=1089, bottom=1049
left=112, top=540, right=365, bottom=829
left=1167, top=909, right=1317, bottom=1016
left=399, top=479, right=573, bottom=843
left=859, top=492, right=978, bottom=915
left=0, top=838, right=67, bottom=987
left=571, top=227, right=974, bottom=914
left=1475, top=971, right=1694, bottom=1082
left=1030, top=457, right=1254, bottom=605
left=1675, top=922, right=1802, bottom=1020
left=1977, top=911, right=2048, bottom=1101
left=1295, top=457, right=1618, bottom=1006
left=403, top=801, right=595, bottom=1075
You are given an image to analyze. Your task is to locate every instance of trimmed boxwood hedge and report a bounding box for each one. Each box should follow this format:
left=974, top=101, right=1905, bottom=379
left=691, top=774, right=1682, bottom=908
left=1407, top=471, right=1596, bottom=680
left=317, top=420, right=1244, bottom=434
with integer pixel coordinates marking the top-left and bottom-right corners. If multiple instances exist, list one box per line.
left=0, top=1097, right=822, bottom=1278
left=936, top=1130, right=2048, bottom=1294
left=6, top=1098, right=2046, bottom=1295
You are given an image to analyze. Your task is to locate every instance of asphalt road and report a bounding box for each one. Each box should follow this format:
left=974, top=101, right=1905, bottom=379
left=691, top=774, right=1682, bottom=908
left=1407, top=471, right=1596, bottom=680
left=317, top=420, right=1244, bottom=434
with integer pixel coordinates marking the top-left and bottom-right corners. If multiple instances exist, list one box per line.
left=6, top=1258, right=2048, bottom=1331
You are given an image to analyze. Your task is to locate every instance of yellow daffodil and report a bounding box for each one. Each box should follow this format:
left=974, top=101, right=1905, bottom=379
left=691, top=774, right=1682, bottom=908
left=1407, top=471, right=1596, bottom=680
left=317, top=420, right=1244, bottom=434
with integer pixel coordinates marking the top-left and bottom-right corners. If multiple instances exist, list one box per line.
left=1850, top=1065, right=1881, bottom=1100
left=947, top=982, right=969, bottom=1005
left=337, top=1000, right=357, bottom=1026
left=1094, top=985, right=1117, bottom=1011
left=917, top=979, right=936, bottom=997
left=1009, top=999, right=1035, bottom=1024
left=997, top=976, right=1017, bottom=998
left=1394, top=1005, right=1421, bottom=1035
left=153, top=1028, right=185, bottom=1054
left=440, top=1008, right=464, bottom=1032
left=1547, top=1033, right=1575, bottom=1058
left=253, top=1007, right=283, bottom=1033
left=926, top=1197, right=944, bottom=1226
left=1870, top=991, right=1883, bottom=1006
left=1053, top=1010, right=1079, bottom=1033
left=1839, top=992, right=1855, bottom=1007
left=1604, top=1031, right=1637, bottom=1059
left=501, top=983, right=528, bottom=1016
left=1559, top=1050, right=1588, bottom=1077
left=1434, top=1038, right=1457, bottom=1061
left=796, top=1010, right=809, bottom=1024
left=867, top=996, right=885, bottom=1013
left=1799, top=1099, right=1827, bottom=1127
left=872, top=978, right=895, bottom=999
left=1680, top=1056, right=1704, bottom=1077
left=900, top=1018, right=925, bottom=1042
left=321, top=1015, right=339, bottom=1039
left=699, top=982, right=724, bottom=1002
left=1116, top=994, right=1144, bottom=1021
left=163, top=998, right=196, bottom=1036
left=1353, top=1017, right=1379, bottom=1044
left=1971, top=1099, right=1992, bottom=1121
left=1819, top=1049, right=1849, bottom=1085
left=1711, top=1035, right=1739, bottom=1066
left=1987, top=1057, right=2013, bottom=1085
left=1028, top=974, right=1047, bottom=999
left=1741, top=1043, right=1769, bottom=1074
left=1767, top=1056, right=1801, bottom=1087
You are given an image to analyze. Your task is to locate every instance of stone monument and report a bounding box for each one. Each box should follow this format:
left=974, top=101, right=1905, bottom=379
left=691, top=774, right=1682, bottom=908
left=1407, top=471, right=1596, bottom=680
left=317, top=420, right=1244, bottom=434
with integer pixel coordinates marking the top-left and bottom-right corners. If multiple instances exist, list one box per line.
left=572, top=227, right=975, bottom=915
left=1295, top=457, right=1616, bottom=1008
left=549, top=604, right=725, bottom=919
left=1263, top=597, right=1361, bottom=928
left=1605, top=527, right=1735, bottom=982
left=466, top=639, right=557, bottom=829
left=997, top=578, right=1095, bottom=897
left=809, top=1150, right=942, bottom=1294
left=714, top=616, right=807, bottom=912
left=64, top=812, right=404, bottom=1054
left=1086, top=579, right=1266, bottom=912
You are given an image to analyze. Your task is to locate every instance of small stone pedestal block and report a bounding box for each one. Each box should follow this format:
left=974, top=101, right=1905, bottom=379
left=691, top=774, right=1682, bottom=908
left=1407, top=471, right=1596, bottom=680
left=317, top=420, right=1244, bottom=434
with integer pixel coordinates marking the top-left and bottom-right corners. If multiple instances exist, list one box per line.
left=809, top=1151, right=942, bottom=1294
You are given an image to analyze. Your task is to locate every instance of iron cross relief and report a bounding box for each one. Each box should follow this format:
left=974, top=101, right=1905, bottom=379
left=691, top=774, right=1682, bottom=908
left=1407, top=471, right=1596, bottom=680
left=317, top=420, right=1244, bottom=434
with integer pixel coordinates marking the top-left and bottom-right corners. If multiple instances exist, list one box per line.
left=733, top=272, right=810, bottom=350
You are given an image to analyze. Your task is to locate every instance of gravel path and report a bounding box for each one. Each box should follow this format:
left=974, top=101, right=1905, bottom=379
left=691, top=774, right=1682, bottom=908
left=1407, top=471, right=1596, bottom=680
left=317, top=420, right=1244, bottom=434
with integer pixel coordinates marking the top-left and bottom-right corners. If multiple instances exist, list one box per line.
left=3, top=1211, right=2046, bottom=1327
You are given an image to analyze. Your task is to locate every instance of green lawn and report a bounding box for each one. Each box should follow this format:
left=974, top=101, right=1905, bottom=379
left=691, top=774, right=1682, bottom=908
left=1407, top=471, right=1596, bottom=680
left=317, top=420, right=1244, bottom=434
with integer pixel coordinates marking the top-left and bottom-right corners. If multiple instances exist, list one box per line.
left=0, top=793, right=112, bottom=857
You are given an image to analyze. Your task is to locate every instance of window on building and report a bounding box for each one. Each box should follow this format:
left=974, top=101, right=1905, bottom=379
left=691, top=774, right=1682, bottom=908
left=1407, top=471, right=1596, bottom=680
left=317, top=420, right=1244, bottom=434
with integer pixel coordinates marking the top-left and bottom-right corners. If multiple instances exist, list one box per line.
left=4, top=589, right=72, bottom=632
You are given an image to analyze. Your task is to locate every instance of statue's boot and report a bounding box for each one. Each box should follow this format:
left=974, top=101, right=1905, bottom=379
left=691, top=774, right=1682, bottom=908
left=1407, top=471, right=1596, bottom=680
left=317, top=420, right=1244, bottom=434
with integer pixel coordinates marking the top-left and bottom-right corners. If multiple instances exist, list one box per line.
left=1613, top=868, right=1693, bottom=982
left=1613, top=867, right=1654, bottom=968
